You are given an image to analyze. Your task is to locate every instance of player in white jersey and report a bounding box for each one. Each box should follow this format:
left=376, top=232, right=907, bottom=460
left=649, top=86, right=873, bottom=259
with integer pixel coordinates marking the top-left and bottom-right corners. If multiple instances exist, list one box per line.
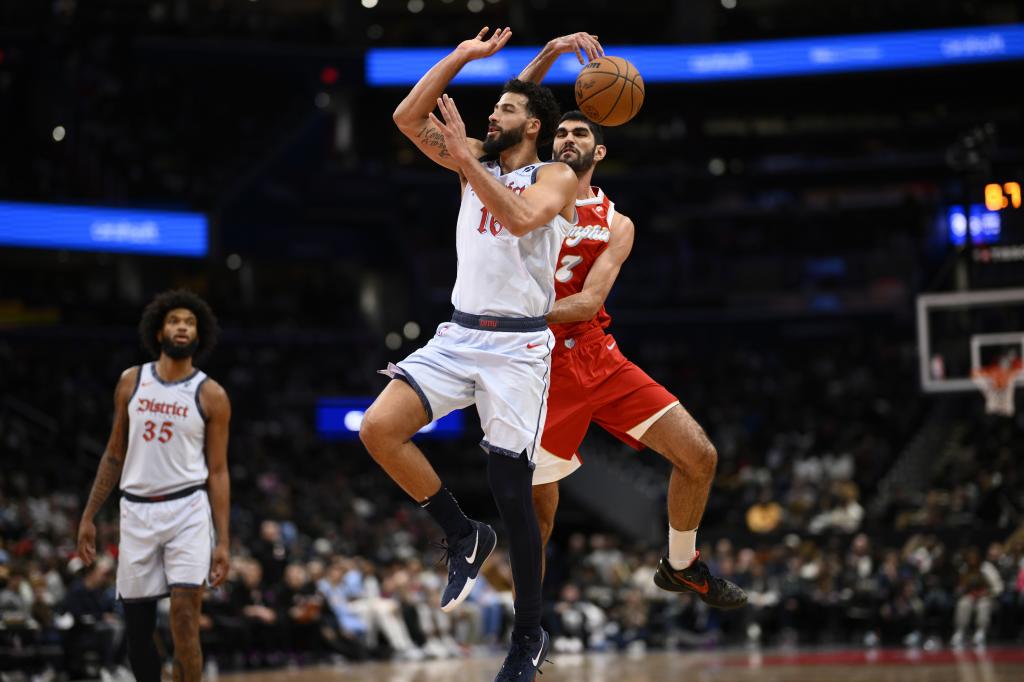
left=359, top=27, right=579, bottom=682
left=77, top=290, right=231, bottom=682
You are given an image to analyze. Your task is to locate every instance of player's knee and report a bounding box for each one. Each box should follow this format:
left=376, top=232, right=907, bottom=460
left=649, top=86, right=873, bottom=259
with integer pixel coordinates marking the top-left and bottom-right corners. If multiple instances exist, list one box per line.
left=695, top=438, right=718, bottom=482
left=670, top=435, right=716, bottom=483
left=358, top=406, right=388, bottom=454
left=487, top=452, right=531, bottom=506
left=169, top=593, right=201, bottom=640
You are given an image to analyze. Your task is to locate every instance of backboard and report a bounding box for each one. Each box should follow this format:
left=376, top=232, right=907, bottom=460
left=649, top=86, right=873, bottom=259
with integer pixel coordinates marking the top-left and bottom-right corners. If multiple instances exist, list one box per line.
left=916, top=287, right=1024, bottom=393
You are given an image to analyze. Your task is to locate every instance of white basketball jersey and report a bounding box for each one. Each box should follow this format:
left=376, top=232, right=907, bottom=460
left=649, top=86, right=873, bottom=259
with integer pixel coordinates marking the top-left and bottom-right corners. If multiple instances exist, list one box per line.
left=121, top=363, right=210, bottom=497
left=451, top=161, right=572, bottom=318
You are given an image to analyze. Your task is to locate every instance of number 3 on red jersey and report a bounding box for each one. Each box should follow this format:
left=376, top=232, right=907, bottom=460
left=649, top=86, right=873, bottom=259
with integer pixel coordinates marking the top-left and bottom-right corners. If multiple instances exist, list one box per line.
left=142, top=420, right=174, bottom=443
left=555, top=255, right=583, bottom=283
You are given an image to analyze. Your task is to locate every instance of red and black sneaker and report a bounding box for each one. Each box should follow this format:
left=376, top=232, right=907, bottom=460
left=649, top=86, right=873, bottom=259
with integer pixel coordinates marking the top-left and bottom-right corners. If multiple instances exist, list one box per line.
left=653, top=551, right=748, bottom=610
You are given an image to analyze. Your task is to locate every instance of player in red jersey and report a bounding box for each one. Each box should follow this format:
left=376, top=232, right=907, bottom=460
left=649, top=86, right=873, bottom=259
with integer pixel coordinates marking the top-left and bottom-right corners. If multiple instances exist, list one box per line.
left=519, top=37, right=746, bottom=609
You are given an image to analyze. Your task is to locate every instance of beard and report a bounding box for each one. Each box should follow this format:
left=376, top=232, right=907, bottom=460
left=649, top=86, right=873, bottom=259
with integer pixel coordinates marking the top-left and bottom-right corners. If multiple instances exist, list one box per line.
left=556, top=146, right=595, bottom=173
left=482, top=123, right=525, bottom=156
left=161, top=337, right=198, bottom=360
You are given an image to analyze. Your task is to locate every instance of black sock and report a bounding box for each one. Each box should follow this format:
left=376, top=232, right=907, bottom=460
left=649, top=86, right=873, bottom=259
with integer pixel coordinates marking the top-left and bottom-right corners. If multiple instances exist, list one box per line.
left=487, top=450, right=542, bottom=639
left=123, top=600, right=162, bottom=682
left=421, top=486, right=474, bottom=540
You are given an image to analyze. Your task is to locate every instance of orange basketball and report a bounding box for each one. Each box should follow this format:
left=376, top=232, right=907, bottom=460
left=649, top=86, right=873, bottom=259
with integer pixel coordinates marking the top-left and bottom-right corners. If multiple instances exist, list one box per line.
left=574, top=56, right=645, bottom=127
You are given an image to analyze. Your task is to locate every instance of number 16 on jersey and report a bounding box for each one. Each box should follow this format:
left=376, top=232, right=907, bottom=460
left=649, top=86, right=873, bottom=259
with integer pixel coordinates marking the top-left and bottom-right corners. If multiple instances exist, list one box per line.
left=477, top=207, right=505, bottom=236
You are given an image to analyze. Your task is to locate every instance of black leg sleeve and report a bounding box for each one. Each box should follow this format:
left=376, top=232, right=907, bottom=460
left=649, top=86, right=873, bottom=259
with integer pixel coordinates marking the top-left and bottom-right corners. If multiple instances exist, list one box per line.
left=487, top=450, right=543, bottom=637
left=123, top=600, right=162, bottom=682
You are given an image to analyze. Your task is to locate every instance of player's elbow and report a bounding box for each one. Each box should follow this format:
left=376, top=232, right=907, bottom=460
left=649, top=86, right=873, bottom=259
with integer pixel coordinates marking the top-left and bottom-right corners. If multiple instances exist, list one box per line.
left=392, top=107, right=419, bottom=135
left=576, top=293, right=602, bottom=320
left=505, top=222, right=532, bottom=237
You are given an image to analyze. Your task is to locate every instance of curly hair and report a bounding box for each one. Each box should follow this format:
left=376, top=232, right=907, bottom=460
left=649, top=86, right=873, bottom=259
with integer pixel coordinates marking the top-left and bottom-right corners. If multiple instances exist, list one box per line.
left=138, top=289, right=219, bottom=361
left=501, top=79, right=561, bottom=148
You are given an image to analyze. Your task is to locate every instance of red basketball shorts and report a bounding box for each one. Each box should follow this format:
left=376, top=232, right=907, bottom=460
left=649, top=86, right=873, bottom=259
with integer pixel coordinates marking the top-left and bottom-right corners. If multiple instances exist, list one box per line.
left=534, top=328, right=679, bottom=485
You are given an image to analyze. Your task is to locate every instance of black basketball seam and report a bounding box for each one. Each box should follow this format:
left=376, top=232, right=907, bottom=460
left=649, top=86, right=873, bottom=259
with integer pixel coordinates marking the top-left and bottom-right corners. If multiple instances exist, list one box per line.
left=575, top=57, right=624, bottom=106
left=598, top=78, right=628, bottom=125
left=625, top=74, right=634, bottom=122
left=630, top=74, right=644, bottom=118
left=576, top=75, right=623, bottom=107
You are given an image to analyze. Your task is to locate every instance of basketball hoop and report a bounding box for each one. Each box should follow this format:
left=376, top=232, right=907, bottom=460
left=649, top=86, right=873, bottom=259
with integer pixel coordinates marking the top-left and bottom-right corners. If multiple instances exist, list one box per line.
left=971, top=360, right=1023, bottom=417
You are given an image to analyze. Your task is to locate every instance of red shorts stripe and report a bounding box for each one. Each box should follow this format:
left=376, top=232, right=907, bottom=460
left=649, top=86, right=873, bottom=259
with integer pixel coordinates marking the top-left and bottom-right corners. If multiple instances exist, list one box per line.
left=540, top=332, right=679, bottom=461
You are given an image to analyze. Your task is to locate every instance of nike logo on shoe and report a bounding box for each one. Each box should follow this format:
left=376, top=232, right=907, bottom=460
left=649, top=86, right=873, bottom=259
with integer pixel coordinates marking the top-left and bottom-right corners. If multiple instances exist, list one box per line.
left=531, top=632, right=546, bottom=667
left=675, top=573, right=710, bottom=595
left=465, top=530, right=479, bottom=563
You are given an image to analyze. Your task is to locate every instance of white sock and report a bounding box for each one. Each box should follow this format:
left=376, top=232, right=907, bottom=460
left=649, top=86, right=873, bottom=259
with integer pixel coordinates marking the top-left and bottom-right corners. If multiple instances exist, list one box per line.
left=668, top=526, right=698, bottom=570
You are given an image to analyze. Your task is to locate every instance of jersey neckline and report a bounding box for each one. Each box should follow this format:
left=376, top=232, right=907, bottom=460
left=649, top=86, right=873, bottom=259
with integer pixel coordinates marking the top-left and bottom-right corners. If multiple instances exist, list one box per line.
left=149, top=362, right=201, bottom=387
left=485, top=159, right=547, bottom=176
left=576, top=187, right=605, bottom=207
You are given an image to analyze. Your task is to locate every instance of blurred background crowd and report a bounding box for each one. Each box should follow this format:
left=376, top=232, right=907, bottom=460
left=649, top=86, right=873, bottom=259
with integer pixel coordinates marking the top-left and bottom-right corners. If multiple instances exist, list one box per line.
left=2, top=0, right=1024, bottom=679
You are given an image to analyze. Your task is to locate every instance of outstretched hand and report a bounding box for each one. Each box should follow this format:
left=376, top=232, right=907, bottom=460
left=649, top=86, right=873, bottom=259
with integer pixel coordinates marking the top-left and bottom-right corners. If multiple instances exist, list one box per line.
left=548, top=32, right=604, bottom=64
left=457, top=26, right=512, bottom=61
left=428, top=94, right=474, bottom=167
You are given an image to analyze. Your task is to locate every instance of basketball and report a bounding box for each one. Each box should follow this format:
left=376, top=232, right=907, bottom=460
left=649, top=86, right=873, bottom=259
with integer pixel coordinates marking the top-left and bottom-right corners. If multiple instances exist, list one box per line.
left=574, top=56, right=645, bottom=126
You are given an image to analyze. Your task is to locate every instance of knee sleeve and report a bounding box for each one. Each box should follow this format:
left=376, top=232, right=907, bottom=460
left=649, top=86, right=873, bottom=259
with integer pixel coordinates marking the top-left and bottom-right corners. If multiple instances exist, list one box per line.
left=487, top=450, right=532, bottom=503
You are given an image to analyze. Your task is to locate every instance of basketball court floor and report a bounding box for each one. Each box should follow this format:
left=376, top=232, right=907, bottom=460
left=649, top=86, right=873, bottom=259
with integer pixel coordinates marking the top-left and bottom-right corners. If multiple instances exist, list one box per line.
left=220, top=647, right=1024, bottom=682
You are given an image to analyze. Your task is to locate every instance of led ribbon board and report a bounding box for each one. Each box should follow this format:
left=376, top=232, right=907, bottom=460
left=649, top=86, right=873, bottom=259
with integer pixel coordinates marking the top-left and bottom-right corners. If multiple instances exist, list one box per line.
left=0, top=201, right=208, bottom=257
left=367, top=24, right=1024, bottom=86
left=317, top=398, right=464, bottom=441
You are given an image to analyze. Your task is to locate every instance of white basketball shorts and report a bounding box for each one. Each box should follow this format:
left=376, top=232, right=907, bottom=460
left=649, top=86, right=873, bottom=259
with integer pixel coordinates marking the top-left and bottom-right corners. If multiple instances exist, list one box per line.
left=390, top=317, right=554, bottom=466
left=116, top=489, right=214, bottom=601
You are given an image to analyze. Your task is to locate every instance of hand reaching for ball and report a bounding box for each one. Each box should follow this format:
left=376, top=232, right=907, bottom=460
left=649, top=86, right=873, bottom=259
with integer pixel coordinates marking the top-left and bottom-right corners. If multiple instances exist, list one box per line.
left=548, top=32, right=605, bottom=65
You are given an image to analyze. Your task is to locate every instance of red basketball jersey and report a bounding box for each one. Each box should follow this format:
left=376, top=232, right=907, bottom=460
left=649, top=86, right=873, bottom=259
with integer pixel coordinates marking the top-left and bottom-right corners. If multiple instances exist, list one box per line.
left=550, top=187, right=615, bottom=341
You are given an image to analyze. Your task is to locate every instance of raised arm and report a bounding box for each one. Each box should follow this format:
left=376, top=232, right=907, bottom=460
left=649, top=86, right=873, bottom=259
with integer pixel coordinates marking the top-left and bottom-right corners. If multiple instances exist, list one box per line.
left=518, top=32, right=604, bottom=84
left=547, top=213, right=635, bottom=324
left=393, top=27, right=511, bottom=172
left=429, top=94, right=577, bottom=236
left=76, top=367, right=137, bottom=565
left=201, top=379, right=232, bottom=587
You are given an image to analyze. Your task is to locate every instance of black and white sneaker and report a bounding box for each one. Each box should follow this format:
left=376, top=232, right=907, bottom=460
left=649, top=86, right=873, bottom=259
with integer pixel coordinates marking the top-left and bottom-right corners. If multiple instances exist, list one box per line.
left=438, top=520, right=497, bottom=613
left=494, top=629, right=550, bottom=682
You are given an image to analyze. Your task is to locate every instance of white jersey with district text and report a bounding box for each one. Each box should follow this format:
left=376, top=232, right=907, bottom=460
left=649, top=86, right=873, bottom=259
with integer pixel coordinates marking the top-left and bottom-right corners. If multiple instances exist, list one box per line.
left=121, top=363, right=210, bottom=497
left=451, top=161, right=573, bottom=318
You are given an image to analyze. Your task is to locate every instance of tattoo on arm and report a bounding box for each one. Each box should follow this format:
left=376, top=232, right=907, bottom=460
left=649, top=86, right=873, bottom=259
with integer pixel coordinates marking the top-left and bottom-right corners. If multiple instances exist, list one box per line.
left=417, top=124, right=450, bottom=158
left=84, top=454, right=124, bottom=518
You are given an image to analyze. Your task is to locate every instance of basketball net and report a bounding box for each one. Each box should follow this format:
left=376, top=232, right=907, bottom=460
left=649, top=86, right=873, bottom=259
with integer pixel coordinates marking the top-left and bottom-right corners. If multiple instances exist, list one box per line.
left=971, top=360, right=1023, bottom=417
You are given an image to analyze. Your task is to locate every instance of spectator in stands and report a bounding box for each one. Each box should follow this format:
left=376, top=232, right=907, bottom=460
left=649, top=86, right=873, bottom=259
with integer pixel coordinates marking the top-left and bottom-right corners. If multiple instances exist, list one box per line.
left=317, top=559, right=372, bottom=660
left=746, top=488, right=784, bottom=534
left=229, top=557, right=283, bottom=667
left=60, top=557, right=129, bottom=681
left=253, top=521, right=289, bottom=587
left=951, top=546, right=1003, bottom=648
left=809, top=482, right=864, bottom=534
